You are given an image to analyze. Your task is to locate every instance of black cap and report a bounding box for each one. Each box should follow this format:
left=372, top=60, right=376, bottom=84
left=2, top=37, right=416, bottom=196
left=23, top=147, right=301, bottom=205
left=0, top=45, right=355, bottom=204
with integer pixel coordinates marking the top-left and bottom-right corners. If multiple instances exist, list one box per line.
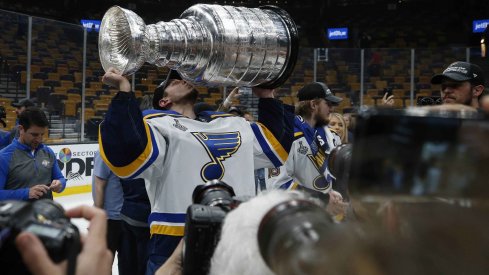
left=11, top=98, right=35, bottom=108
left=228, top=106, right=244, bottom=116
left=152, top=70, right=182, bottom=109
left=297, top=82, right=343, bottom=104
left=431, top=61, right=485, bottom=86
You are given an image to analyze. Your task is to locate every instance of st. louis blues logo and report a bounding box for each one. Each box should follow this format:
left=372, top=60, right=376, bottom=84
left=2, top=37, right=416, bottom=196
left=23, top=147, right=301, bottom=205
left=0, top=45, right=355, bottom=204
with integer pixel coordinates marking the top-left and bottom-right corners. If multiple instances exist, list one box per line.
left=192, top=132, right=241, bottom=182
left=308, top=147, right=331, bottom=191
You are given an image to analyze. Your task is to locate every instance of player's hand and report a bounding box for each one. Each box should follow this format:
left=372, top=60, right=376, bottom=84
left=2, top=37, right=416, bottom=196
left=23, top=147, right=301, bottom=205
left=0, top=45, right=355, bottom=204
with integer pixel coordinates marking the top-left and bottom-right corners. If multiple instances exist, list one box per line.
left=252, top=87, right=275, bottom=98
left=29, top=185, right=49, bottom=199
left=49, top=180, right=63, bottom=193
left=15, top=205, right=112, bottom=275
left=328, top=190, right=343, bottom=203
left=326, top=199, right=349, bottom=221
left=102, top=67, right=131, bottom=92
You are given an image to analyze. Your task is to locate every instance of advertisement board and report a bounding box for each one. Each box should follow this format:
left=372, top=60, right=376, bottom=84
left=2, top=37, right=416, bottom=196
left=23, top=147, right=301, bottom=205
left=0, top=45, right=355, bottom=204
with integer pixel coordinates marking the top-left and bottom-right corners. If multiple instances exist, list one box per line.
left=328, top=27, right=348, bottom=40
left=50, top=143, right=99, bottom=196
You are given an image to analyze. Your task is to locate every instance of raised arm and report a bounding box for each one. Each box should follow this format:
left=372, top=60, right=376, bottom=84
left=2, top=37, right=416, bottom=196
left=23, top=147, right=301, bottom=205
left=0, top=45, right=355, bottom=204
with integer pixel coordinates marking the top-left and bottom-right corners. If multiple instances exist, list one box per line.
left=98, top=68, right=149, bottom=178
left=254, top=87, right=295, bottom=157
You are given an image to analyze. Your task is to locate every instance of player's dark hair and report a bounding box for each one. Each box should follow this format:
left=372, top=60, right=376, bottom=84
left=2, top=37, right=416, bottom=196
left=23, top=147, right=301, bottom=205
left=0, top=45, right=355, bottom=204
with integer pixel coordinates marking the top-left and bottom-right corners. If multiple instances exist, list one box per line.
left=18, top=107, right=49, bottom=130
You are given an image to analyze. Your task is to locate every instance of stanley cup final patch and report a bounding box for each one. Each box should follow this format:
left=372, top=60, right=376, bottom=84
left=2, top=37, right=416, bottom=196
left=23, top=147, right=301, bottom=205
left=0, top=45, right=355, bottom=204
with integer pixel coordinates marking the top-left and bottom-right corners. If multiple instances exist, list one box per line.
left=172, top=119, right=188, bottom=131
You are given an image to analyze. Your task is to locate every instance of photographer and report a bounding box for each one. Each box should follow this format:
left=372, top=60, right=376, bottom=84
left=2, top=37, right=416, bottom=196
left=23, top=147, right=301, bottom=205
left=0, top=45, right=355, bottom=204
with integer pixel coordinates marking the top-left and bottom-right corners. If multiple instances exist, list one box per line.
left=155, top=189, right=332, bottom=275
left=14, top=205, right=113, bottom=275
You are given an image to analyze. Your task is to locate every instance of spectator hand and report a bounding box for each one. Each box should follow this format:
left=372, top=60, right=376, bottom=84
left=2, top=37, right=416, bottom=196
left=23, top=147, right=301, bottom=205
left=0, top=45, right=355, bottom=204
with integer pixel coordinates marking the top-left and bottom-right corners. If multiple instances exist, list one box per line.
left=15, top=205, right=113, bottom=275
left=382, top=92, right=395, bottom=106
left=29, top=184, right=49, bottom=199
left=252, top=87, right=274, bottom=98
left=50, top=180, right=63, bottom=193
left=156, top=239, right=184, bottom=275
left=101, top=67, right=131, bottom=92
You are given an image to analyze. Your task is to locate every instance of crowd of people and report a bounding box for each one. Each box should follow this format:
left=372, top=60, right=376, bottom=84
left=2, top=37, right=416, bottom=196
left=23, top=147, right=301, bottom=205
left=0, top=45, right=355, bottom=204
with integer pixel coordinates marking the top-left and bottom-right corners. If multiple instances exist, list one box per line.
left=0, top=59, right=488, bottom=275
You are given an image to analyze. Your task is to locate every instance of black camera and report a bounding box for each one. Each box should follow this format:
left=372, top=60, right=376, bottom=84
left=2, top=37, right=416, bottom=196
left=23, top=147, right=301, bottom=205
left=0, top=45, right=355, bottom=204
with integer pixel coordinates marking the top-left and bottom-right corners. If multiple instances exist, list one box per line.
left=348, top=107, right=489, bottom=198
left=258, top=199, right=333, bottom=274
left=327, top=143, right=353, bottom=200
left=183, top=180, right=245, bottom=275
left=0, top=199, right=81, bottom=275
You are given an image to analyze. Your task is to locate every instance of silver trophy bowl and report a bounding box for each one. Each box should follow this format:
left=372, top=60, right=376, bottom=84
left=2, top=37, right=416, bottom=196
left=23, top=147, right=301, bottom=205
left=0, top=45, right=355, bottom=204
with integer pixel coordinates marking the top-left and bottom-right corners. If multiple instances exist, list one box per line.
left=98, top=4, right=298, bottom=88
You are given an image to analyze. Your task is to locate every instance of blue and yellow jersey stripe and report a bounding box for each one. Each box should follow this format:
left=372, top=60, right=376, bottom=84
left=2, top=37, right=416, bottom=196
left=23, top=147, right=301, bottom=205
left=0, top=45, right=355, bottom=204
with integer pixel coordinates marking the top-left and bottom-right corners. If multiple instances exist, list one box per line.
left=279, top=179, right=299, bottom=190
left=294, top=131, right=304, bottom=140
left=99, top=117, right=160, bottom=179
left=250, top=122, right=288, bottom=167
left=149, top=212, right=186, bottom=236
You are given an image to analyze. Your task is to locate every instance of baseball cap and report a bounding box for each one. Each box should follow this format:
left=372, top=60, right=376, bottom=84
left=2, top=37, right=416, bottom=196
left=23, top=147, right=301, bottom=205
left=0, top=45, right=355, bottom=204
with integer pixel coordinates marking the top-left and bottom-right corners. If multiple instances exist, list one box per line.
left=297, top=82, right=343, bottom=104
left=153, top=70, right=183, bottom=109
left=11, top=98, right=35, bottom=108
left=228, top=106, right=244, bottom=116
left=431, top=61, right=485, bottom=86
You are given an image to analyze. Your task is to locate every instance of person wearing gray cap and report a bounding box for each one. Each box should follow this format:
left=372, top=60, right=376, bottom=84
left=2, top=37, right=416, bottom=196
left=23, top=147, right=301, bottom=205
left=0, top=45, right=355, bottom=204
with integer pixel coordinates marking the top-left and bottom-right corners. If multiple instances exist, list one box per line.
left=431, top=61, right=486, bottom=108
left=11, top=98, right=36, bottom=115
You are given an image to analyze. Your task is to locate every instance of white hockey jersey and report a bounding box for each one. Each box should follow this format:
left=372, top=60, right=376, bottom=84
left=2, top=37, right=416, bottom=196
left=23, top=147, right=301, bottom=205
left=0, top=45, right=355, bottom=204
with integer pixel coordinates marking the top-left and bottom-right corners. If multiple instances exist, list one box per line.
left=265, top=116, right=340, bottom=193
left=101, top=110, right=288, bottom=236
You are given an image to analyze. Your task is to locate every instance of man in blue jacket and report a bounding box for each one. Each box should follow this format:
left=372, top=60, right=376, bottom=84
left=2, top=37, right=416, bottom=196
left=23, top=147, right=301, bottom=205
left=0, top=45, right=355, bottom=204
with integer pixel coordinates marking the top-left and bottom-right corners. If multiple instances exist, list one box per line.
left=0, top=107, right=66, bottom=200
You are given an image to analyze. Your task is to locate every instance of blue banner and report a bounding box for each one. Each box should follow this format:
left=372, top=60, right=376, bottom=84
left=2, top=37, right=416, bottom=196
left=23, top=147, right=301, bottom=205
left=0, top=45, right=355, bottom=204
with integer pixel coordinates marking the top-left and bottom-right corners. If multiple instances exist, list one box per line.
left=473, top=19, right=489, bottom=33
left=80, top=19, right=101, bottom=32
left=328, top=28, right=348, bottom=40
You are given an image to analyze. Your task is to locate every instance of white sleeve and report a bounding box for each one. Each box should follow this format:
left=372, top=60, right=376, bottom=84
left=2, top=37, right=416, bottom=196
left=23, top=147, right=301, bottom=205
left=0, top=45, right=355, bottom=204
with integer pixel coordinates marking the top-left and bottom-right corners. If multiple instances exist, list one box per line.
left=250, top=122, right=289, bottom=169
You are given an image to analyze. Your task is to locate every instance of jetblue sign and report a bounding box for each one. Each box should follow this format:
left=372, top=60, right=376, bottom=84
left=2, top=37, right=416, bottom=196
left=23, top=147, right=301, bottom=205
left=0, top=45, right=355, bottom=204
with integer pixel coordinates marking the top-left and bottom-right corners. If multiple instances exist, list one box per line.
left=80, top=19, right=101, bottom=32
left=473, top=19, right=489, bottom=33
left=328, top=28, right=348, bottom=40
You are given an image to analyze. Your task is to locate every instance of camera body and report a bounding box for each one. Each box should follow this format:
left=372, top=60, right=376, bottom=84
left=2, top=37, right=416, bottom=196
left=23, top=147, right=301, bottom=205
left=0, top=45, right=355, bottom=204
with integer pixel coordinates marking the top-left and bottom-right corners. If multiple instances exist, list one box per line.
left=0, top=200, right=81, bottom=275
left=183, top=180, right=245, bottom=275
left=344, top=107, right=489, bottom=197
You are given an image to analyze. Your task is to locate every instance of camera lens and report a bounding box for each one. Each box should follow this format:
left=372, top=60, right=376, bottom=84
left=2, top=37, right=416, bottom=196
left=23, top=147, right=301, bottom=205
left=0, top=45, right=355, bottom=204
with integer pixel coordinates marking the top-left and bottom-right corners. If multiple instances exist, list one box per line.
left=192, top=179, right=236, bottom=207
left=258, top=199, right=333, bottom=274
left=328, top=144, right=353, bottom=180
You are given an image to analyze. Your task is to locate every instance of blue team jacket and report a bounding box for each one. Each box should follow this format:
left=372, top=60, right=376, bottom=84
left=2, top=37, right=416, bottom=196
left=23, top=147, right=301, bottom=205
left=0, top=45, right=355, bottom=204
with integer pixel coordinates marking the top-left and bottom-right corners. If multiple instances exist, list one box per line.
left=0, top=139, right=67, bottom=200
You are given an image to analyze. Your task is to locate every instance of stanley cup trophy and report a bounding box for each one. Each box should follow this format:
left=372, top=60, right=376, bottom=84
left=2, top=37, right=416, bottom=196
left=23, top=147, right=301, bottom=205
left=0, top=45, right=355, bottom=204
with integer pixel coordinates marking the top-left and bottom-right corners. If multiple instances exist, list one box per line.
left=98, top=4, right=298, bottom=88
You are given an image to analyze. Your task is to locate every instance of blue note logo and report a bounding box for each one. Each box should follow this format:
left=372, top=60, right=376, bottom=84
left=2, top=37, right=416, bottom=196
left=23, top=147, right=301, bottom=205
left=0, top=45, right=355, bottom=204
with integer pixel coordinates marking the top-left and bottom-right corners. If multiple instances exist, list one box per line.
left=192, top=132, right=241, bottom=182
left=307, top=146, right=332, bottom=191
